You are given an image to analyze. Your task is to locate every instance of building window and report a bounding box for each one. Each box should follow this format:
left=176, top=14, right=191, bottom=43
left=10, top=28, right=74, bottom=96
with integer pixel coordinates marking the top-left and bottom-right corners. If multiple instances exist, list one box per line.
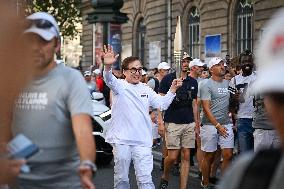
left=188, top=7, right=200, bottom=58
left=236, top=0, right=253, bottom=54
left=137, top=19, right=146, bottom=64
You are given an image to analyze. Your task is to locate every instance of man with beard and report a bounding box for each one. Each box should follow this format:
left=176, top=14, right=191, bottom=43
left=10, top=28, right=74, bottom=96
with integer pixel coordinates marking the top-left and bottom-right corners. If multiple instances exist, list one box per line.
left=199, top=57, right=234, bottom=188
left=11, top=12, right=96, bottom=189
left=158, top=53, right=198, bottom=189
left=188, top=58, right=205, bottom=177
left=189, top=58, right=205, bottom=82
left=229, top=50, right=256, bottom=153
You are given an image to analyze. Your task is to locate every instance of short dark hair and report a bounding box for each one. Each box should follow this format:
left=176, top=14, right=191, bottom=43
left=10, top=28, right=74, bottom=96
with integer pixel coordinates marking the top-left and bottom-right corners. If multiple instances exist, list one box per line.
left=121, top=56, right=140, bottom=71
left=239, top=49, right=253, bottom=64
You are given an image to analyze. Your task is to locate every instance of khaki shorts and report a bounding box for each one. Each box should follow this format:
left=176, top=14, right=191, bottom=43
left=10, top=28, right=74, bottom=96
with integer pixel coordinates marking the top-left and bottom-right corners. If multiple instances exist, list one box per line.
left=165, top=122, right=195, bottom=149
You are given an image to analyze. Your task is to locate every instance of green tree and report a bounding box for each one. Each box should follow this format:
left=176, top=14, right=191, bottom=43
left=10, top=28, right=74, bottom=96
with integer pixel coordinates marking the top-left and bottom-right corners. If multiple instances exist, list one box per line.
left=25, top=0, right=81, bottom=39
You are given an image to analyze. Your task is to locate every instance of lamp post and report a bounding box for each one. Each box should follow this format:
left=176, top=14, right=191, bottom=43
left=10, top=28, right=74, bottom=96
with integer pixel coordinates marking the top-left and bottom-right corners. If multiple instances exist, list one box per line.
left=87, top=0, right=128, bottom=69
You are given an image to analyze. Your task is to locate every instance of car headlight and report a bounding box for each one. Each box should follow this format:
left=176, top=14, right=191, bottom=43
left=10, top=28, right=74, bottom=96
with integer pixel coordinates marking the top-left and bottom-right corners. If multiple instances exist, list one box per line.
left=99, top=110, right=111, bottom=122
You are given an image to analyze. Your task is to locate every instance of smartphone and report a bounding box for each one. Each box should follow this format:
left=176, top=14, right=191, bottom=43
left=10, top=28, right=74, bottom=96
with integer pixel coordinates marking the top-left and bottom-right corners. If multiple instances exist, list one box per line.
left=8, top=134, right=39, bottom=159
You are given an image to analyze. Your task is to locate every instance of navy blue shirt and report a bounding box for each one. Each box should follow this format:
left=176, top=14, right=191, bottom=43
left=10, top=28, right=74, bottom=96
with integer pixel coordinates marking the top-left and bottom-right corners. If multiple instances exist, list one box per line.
left=159, top=72, right=198, bottom=124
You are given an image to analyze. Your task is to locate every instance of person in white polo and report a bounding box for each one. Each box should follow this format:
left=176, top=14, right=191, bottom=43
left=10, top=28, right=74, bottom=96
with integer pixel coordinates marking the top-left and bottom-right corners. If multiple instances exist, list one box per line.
left=199, top=57, right=234, bottom=188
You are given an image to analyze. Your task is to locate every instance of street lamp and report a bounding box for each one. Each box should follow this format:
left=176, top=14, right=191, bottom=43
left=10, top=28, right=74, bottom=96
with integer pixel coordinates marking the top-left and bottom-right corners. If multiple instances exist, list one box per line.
left=87, top=0, right=128, bottom=69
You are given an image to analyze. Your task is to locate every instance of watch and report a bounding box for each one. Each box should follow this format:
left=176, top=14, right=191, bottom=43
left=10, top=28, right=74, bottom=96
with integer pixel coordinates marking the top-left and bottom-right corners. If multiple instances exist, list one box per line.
left=80, top=160, right=97, bottom=177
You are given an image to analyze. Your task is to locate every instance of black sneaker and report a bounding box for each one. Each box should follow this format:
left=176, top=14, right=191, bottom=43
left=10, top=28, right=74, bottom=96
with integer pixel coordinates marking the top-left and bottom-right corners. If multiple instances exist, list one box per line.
left=158, top=178, right=168, bottom=189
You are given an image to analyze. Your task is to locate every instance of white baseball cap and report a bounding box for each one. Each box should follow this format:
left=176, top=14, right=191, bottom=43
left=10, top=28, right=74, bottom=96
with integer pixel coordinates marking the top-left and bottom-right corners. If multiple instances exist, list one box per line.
left=208, top=57, right=224, bottom=69
left=93, top=69, right=101, bottom=75
left=182, top=52, right=193, bottom=60
left=253, top=9, right=284, bottom=94
left=189, top=58, right=205, bottom=68
left=84, top=71, right=91, bottom=77
left=24, top=12, right=60, bottom=41
left=158, top=62, right=170, bottom=70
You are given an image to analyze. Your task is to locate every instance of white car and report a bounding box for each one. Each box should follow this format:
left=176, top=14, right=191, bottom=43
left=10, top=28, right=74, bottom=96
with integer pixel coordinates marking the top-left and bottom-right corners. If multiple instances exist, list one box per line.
left=91, top=93, right=113, bottom=165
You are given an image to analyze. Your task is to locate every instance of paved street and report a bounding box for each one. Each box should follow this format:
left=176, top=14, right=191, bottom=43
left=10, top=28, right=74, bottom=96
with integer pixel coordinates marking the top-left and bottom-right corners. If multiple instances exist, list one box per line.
left=94, top=149, right=203, bottom=189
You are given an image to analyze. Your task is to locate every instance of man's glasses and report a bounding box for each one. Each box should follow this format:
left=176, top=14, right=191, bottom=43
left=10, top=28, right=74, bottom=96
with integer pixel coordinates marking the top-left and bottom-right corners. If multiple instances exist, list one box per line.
left=125, top=67, right=143, bottom=74
left=25, top=19, right=54, bottom=30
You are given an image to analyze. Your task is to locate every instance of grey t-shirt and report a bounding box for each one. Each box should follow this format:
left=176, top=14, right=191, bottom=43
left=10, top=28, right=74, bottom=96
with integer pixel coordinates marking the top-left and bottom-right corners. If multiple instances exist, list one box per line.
left=197, top=78, right=208, bottom=98
left=197, top=77, right=204, bottom=83
left=11, top=65, right=93, bottom=188
left=252, top=94, right=274, bottom=130
left=197, top=78, right=208, bottom=119
left=199, top=78, right=230, bottom=125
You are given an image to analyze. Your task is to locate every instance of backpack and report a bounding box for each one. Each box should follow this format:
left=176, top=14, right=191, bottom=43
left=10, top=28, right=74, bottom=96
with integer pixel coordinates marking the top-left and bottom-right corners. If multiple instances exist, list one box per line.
left=238, top=148, right=282, bottom=189
left=228, top=76, right=240, bottom=114
left=150, top=77, right=159, bottom=93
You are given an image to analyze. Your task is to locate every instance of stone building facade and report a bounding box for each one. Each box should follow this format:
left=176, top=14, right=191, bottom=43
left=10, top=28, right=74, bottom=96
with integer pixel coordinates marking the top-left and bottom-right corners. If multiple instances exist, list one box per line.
left=81, top=0, right=284, bottom=68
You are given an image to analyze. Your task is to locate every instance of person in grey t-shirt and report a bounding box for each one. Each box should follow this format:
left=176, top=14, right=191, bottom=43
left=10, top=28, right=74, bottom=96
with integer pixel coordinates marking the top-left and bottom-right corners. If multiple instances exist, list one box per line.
left=10, top=12, right=96, bottom=189
left=253, top=94, right=280, bottom=152
left=199, top=57, right=234, bottom=188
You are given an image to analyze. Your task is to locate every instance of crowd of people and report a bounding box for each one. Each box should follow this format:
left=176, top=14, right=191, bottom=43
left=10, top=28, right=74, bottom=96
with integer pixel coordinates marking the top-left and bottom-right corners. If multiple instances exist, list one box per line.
left=92, top=42, right=282, bottom=189
left=125, top=47, right=280, bottom=189
left=2, top=3, right=284, bottom=189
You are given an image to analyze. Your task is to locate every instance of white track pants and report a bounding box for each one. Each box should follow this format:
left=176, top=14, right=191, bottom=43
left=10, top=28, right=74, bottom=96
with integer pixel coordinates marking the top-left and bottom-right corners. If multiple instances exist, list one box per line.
left=113, top=144, right=155, bottom=189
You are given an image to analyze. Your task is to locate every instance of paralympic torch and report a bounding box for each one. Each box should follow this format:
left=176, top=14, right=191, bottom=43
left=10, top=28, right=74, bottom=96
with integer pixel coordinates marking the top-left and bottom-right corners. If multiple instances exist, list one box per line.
left=174, top=16, right=182, bottom=78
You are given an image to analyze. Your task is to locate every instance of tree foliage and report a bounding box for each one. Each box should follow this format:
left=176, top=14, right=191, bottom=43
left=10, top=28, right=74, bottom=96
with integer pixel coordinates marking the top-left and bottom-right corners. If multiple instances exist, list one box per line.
left=25, top=0, right=81, bottom=39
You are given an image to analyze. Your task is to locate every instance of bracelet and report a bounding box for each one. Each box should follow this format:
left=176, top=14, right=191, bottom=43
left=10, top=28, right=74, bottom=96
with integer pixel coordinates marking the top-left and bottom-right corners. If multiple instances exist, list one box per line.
left=80, top=160, right=97, bottom=177
left=215, top=123, right=221, bottom=129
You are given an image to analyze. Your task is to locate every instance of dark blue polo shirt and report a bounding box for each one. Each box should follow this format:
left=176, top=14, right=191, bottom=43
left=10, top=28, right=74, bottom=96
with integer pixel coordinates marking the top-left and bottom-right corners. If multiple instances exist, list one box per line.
left=159, top=72, right=198, bottom=124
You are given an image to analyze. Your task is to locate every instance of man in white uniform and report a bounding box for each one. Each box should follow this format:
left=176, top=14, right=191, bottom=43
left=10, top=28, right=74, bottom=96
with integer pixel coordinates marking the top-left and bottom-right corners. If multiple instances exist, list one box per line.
left=101, top=45, right=182, bottom=189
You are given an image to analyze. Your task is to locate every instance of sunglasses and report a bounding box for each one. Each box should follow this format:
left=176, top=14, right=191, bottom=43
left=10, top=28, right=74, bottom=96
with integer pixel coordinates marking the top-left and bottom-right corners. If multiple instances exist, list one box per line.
left=24, top=19, right=54, bottom=30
